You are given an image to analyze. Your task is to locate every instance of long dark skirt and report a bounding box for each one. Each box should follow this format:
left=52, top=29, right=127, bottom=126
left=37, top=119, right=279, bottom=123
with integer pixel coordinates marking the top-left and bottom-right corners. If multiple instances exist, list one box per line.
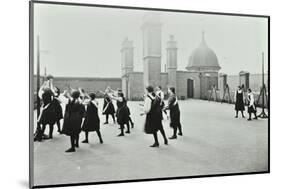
left=248, top=105, right=257, bottom=114
left=62, top=103, right=85, bottom=136
left=82, top=103, right=100, bottom=132
left=116, top=106, right=130, bottom=125
left=235, top=100, right=245, bottom=111
left=39, top=103, right=57, bottom=126
left=102, top=102, right=115, bottom=115
left=144, top=112, right=163, bottom=134
left=53, top=99, right=63, bottom=121
left=170, top=109, right=181, bottom=129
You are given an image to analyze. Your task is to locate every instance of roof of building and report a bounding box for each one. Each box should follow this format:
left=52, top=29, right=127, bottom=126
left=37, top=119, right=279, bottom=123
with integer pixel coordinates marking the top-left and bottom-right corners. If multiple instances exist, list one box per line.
left=186, top=31, right=221, bottom=71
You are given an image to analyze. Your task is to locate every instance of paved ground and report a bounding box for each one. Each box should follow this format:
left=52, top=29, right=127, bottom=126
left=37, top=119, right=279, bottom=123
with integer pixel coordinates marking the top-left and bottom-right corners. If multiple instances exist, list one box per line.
left=33, top=99, right=268, bottom=186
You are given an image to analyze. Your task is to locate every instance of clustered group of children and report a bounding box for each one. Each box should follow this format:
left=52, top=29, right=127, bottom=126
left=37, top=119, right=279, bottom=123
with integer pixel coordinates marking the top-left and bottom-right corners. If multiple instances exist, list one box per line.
left=234, top=85, right=259, bottom=121
left=35, top=75, right=183, bottom=152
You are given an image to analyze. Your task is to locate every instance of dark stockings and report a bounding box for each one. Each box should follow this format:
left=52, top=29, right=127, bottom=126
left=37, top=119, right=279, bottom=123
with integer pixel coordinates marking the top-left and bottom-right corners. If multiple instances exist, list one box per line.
left=125, top=122, right=130, bottom=133
left=128, top=116, right=134, bottom=128
left=83, top=131, right=103, bottom=143
left=105, top=114, right=115, bottom=123
left=49, top=124, right=54, bottom=138
left=235, top=110, right=245, bottom=118
left=151, top=132, right=159, bottom=147
left=118, top=124, right=124, bottom=136
left=56, top=121, right=62, bottom=133
left=96, top=130, right=103, bottom=143
left=66, top=134, right=79, bottom=152
left=170, top=124, right=182, bottom=139
left=159, top=127, right=168, bottom=144
left=42, top=124, right=54, bottom=139
left=248, top=112, right=258, bottom=120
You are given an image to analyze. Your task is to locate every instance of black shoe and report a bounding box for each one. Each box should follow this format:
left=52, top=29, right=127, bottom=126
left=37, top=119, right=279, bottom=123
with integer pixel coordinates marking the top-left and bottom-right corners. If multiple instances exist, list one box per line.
left=131, top=123, right=134, bottom=128
left=125, top=130, right=130, bottom=134
left=49, top=135, right=53, bottom=139
left=242, top=116, right=245, bottom=118
left=100, top=140, right=103, bottom=144
left=164, top=139, right=168, bottom=145
left=75, top=143, right=79, bottom=148
left=104, top=122, right=109, bottom=125
left=178, top=132, right=183, bottom=136
left=169, top=135, right=177, bottom=139
left=82, top=139, right=89, bottom=143
left=117, top=133, right=124, bottom=137
left=247, top=118, right=252, bottom=121
left=65, top=148, right=75, bottom=153
left=254, top=117, right=258, bottom=120
left=150, top=143, right=159, bottom=147
left=235, top=116, right=238, bottom=118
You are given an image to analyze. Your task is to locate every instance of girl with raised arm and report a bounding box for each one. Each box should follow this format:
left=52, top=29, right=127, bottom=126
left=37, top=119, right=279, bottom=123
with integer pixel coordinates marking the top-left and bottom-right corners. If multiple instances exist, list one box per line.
left=61, top=90, right=85, bottom=152
left=79, top=90, right=103, bottom=144
left=102, top=87, right=116, bottom=124
left=107, top=88, right=130, bottom=136
left=37, top=78, right=57, bottom=140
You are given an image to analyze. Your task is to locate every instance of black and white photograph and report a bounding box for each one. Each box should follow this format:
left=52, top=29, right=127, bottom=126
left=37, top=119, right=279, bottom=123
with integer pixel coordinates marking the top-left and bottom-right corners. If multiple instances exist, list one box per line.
left=29, top=1, right=269, bottom=188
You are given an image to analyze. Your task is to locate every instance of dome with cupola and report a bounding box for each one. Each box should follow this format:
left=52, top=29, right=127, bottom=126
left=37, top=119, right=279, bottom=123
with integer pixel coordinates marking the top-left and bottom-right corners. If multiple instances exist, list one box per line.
left=186, top=31, right=221, bottom=71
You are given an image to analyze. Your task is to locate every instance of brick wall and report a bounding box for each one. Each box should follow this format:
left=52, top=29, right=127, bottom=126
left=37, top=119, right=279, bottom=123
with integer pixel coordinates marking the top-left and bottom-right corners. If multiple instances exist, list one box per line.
left=34, top=76, right=121, bottom=98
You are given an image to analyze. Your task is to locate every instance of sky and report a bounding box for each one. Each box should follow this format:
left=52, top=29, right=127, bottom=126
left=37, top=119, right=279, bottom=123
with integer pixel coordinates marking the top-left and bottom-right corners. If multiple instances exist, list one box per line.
left=33, top=3, right=268, bottom=78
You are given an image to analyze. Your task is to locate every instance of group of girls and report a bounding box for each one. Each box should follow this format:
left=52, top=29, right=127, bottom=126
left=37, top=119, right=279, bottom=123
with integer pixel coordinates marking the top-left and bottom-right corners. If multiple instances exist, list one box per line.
left=141, top=85, right=183, bottom=147
left=36, top=76, right=103, bottom=152
left=234, top=85, right=258, bottom=121
left=60, top=88, right=103, bottom=152
left=36, top=76, right=136, bottom=152
left=100, top=87, right=134, bottom=136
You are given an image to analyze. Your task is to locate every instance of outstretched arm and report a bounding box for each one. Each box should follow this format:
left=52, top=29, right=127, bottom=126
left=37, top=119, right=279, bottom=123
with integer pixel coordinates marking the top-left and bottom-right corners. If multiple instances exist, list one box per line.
left=107, top=93, right=123, bottom=102
left=38, top=81, right=49, bottom=99
left=164, top=96, right=176, bottom=110
left=140, top=96, right=151, bottom=116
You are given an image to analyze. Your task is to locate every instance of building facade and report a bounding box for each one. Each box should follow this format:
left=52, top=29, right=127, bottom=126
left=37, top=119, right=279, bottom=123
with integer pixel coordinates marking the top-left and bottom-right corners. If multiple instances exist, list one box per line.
left=122, top=14, right=222, bottom=100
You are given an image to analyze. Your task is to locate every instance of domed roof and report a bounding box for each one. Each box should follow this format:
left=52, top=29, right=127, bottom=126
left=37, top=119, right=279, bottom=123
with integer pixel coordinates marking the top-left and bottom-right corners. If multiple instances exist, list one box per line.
left=186, top=32, right=221, bottom=71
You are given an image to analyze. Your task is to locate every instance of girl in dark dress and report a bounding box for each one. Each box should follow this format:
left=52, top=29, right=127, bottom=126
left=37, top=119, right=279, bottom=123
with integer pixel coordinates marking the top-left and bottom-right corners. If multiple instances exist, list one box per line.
left=52, top=87, right=63, bottom=134
left=141, top=86, right=168, bottom=147
left=81, top=93, right=103, bottom=144
left=61, top=90, right=85, bottom=152
left=38, top=81, right=57, bottom=140
left=247, top=88, right=258, bottom=121
left=108, top=89, right=130, bottom=136
left=164, top=87, right=183, bottom=139
left=102, top=93, right=116, bottom=124
left=234, top=86, right=245, bottom=118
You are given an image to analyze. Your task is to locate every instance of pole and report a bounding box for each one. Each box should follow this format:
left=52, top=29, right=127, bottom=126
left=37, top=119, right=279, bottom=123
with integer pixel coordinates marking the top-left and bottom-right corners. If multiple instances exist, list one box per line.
left=199, top=72, right=202, bottom=99
left=261, top=52, right=264, bottom=108
left=258, top=52, right=268, bottom=118
left=44, top=67, right=47, bottom=81
left=36, top=36, right=40, bottom=117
